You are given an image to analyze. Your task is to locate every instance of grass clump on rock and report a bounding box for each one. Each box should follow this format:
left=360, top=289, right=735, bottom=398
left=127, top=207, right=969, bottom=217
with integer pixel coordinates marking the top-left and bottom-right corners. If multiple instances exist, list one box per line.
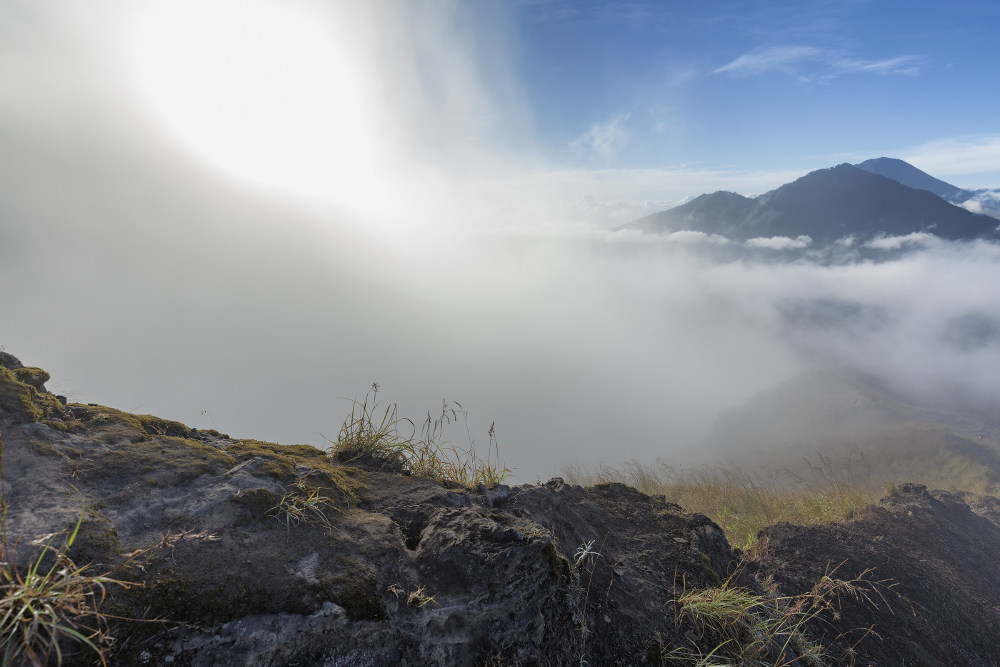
left=666, top=565, right=886, bottom=666
left=0, top=432, right=131, bottom=666
left=327, top=384, right=510, bottom=487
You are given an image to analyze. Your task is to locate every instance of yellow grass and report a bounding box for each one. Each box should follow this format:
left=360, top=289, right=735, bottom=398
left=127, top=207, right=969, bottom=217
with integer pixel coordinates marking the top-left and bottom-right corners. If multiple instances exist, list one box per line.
left=563, top=454, right=887, bottom=549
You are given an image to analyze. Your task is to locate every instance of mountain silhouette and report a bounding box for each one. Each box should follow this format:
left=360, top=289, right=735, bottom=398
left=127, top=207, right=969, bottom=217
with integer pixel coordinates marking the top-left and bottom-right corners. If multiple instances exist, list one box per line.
left=855, top=157, right=974, bottom=203
left=624, top=163, right=999, bottom=243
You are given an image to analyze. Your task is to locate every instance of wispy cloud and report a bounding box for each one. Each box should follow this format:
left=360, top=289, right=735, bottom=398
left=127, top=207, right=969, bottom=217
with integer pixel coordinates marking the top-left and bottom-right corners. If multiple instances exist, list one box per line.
left=714, top=46, right=823, bottom=76
left=864, top=233, right=937, bottom=250
left=899, top=134, right=1000, bottom=185
left=666, top=230, right=731, bottom=245
left=571, top=111, right=631, bottom=161
left=714, top=45, right=921, bottom=80
left=833, top=55, right=920, bottom=76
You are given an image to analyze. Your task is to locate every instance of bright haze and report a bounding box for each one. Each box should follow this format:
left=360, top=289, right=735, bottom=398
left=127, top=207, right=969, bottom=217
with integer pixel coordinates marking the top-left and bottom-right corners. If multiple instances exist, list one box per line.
left=2, top=0, right=1000, bottom=479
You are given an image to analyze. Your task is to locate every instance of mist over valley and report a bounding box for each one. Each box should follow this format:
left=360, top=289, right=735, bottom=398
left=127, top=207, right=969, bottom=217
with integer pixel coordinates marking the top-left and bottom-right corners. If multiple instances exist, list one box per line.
left=2, top=0, right=1000, bottom=480
left=6, top=143, right=1000, bottom=479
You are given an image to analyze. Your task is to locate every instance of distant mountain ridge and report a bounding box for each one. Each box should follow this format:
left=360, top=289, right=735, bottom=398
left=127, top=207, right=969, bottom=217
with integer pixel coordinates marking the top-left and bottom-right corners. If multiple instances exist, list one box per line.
left=855, top=157, right=975, bottom=202
left=623, top=162, right=999, bottom=243
left=856, top=156, right=1000, bottom=220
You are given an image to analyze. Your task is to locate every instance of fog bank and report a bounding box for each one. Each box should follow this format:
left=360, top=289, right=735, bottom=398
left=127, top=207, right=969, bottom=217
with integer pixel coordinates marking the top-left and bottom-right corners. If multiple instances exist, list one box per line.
left=3, top=1, right=1000, bottom=480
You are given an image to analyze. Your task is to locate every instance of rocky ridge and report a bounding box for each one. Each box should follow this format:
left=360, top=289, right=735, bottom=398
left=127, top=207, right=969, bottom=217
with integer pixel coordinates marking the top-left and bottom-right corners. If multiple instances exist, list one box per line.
left=2, top=353, right=1000, bottom=665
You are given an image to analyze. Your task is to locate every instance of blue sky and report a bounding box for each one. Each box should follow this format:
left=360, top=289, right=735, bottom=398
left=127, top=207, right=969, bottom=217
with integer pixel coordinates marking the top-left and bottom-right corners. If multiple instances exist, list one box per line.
left=484, top=0, right=1000, bottom=186
left=3, top=0, right=995, bottom=225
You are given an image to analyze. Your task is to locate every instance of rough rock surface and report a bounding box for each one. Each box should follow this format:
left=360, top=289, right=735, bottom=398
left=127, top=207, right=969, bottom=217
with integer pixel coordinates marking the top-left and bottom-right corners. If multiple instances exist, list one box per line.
left=2, top=353, right=1000, bottom=666
left=0, top=355, right=746, bottom=666
left=750, top=483, right=1000, bottom=666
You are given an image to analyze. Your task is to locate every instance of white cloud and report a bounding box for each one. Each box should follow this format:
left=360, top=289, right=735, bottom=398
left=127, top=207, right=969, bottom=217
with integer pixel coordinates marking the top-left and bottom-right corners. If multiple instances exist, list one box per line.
left=746, top=235, right=812, bottom=250
left=570, top=111, right=631, bottom=161
left=568, top=195, right=677, bottom=225
left=960, top=190, right=1000, bottom=219
left=457, top=165, right=808, bottom=227
left=666, top=230, right=731, bottom=245
left=864, top=232, right=937, bottom=250
left=899, top=135, right=1000, bottom=186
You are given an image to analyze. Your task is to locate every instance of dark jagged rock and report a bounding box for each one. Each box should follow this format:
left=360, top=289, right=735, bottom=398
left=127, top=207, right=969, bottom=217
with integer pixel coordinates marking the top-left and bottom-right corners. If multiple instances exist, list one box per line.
left=0, top=357, right=744, bottom=666
left=752, top=483, right=1000, bottom=666
left=3, top=355, right=1000, bottom=665
left=0, top=350, right=24, bottom=370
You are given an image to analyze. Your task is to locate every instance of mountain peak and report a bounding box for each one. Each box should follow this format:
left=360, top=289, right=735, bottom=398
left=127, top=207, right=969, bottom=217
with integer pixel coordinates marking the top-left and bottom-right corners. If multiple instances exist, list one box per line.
left=855, top=157, right=973, bottom=203
left=623, top=162, right=998, bottom=244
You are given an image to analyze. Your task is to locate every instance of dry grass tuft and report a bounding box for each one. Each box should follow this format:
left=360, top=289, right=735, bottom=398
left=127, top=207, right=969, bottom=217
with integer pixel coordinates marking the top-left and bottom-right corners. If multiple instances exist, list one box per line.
left=267, top=480, right=339, bottom=532
left=328, top=384, right=510, bottom=487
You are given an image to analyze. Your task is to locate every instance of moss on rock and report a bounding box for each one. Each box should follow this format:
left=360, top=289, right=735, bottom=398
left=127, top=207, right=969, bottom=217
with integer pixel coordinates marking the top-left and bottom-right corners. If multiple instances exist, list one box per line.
left=130, top=539, right=351, bottom=626
left=68, top=508, right=123, bottom=567
left=65, top=404, right=194, bottom=443
left=135, top=414, right=192, bottom=438
left=226, top=439, right=366, bottom=508
left=141, top=569, right=276, bottom=625
left=335, top=576, right=387, bottom=621
left=231, top=487, right=282, bottom=521
left=90, top=436, right=236, bottom=485
left=0, top=366, right=63, bottom=423
left=13, top=366, right=50, bottom=391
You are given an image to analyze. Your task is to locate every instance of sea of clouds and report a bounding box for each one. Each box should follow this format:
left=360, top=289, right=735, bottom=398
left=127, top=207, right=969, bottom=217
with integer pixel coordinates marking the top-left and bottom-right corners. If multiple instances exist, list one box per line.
left=3, top=1, right=999, bottom=479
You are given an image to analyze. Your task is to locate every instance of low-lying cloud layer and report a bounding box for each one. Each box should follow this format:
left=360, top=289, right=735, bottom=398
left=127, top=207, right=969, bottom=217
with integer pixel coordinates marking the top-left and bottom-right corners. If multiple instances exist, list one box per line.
left=746, top=235, right=812, bottom=250
left=4, top=1, right=1000, bottom=480
left=7, top=155, right=1000, bottom=479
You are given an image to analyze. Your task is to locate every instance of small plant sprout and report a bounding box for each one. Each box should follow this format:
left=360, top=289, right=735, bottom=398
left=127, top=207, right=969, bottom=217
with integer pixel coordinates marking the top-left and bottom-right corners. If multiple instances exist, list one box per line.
left=573, top=535, right=612, bottom=667
left=267, top=480, right=337, bottom=532
left=406, top=585, right=437, bottom=608
left=574, top=540, right=603, bottom=568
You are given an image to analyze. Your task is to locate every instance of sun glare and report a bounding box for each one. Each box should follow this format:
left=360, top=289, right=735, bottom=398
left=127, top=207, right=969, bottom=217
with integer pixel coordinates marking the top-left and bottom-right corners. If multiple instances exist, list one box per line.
left=130, top=0, right=389, bottom=212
